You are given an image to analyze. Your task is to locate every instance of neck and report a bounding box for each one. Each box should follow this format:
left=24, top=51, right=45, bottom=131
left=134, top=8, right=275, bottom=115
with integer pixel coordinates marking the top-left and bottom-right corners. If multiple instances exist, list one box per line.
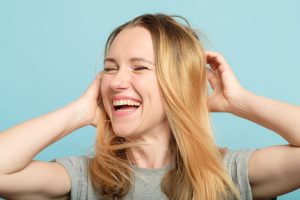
left=128, top=130, right=173, bottom=169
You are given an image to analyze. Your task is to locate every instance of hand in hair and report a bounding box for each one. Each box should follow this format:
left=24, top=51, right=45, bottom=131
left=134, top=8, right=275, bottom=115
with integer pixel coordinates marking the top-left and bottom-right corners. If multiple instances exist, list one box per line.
left=206, top=51, right=245, bottom=112
left=206, top=52, right=300, bottom=199
left=206, top=51, right=246, bottom=113
left=0, top=72, right=102, bottom=199
left=75, top=72, right=102, bottom=127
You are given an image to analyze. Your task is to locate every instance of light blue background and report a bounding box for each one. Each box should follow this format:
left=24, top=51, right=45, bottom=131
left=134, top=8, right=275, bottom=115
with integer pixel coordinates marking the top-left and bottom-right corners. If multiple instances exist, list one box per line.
left=1, top=0, right=299, bottom=199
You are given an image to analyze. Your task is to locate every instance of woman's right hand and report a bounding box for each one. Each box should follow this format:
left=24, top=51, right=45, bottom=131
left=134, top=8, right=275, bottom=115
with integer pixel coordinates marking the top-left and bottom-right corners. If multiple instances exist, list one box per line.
left=0, top=73, right=103, bottom=200
left=73, top=72, right=102, bottom=127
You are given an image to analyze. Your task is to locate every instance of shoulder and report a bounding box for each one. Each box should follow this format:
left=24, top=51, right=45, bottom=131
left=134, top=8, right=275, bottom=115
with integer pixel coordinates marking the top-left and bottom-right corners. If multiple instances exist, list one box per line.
left=53, top=156, right=90, bottom=183
left=223, top=149, right=256, bottom=200
left=224, top=149, right=255, bottom=171
left=52, top=156, right=99, bottom=200
left=53, top=156, right=90, bottom=173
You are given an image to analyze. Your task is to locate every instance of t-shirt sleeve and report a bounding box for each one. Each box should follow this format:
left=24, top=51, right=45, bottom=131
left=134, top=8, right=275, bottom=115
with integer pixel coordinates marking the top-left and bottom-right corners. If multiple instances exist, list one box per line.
left=224, top=149, right=255, bottom=200
left=51, top=156, right=89, bottom=200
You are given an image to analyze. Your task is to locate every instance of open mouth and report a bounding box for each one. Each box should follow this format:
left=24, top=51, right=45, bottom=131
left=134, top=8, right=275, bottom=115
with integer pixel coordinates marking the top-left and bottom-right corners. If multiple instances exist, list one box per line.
left=113, top=99, right=141, bottom=112
left=114, top=104, right=140, bottom=111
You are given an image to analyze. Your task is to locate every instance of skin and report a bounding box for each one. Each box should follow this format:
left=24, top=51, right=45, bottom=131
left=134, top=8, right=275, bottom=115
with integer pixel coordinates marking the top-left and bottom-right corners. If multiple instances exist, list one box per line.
left=101, top=27, right=172, bottom=168
left=0, top=26, right=299, bottom=199
left=206, top=51, right=300, bottom=199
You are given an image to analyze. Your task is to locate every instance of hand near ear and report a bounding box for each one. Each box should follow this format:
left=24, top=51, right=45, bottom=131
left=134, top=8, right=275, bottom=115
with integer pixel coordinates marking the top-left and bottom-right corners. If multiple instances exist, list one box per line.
left=206, top=51, right=246, bottom=113
left=75, top=72, right=102, bottom=127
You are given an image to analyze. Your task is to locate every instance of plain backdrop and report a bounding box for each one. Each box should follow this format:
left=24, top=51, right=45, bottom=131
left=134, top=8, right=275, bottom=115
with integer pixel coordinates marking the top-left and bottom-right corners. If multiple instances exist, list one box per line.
left=0, top=0, right=299, bottom=199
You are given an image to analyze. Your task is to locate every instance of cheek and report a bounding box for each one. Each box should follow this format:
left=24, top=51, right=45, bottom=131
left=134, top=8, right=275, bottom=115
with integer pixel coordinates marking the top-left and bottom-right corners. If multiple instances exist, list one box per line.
left=138, top=77, right=165, bottom=112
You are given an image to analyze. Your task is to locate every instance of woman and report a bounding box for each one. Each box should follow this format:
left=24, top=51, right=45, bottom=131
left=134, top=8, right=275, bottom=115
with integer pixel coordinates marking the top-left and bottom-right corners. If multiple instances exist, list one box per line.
left=0, top=13, right=299, bottom=200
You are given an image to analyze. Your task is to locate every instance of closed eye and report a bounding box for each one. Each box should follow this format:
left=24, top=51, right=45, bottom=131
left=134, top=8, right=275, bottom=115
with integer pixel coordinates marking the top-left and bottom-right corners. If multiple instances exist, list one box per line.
left=104, top=67, right=118, bottom=73
left=133, top=66, right=149, bottom=71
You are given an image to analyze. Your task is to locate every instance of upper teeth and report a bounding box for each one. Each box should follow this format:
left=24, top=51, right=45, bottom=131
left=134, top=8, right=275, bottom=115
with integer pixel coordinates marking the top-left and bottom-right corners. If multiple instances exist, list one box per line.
left=113, top=99, right=141, bottom=106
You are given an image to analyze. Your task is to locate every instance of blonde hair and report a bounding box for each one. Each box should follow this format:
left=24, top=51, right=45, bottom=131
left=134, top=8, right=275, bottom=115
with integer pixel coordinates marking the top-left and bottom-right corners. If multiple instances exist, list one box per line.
left=89, top=14, right=240, bottom=200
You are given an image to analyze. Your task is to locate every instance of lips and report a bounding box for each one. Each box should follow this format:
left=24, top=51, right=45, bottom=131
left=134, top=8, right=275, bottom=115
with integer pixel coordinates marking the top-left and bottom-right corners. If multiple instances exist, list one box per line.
left=111, top=96, right=142, bottom=116
left=112, top=104, right=141, bottom=117
left=113, top=99, right=141, bottom=110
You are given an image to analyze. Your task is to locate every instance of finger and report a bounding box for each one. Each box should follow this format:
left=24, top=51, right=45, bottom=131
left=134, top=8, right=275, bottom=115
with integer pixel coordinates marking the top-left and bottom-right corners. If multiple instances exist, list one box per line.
left=207, top=68, right=221, bottom=90
left=95, top=71, right=103, bottom=81
left=205, top=51, right=227, bottom=64
left=207, top=64, right=222, bottom=81
left=205, top=51, right=220, bottom=64
left=206, top=52, right=222, bottom=71
left=84, top=72, right=102, bottom=97
left=206, top=51, right=224, bottom=61
left=205, top=51, right=230, bottom=73
left=93, top=71, right=103, bottom=87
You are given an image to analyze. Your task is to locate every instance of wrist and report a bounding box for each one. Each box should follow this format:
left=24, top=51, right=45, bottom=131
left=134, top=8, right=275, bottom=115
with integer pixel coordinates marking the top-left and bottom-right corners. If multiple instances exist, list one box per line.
left=63, top=100, right=92, bottom=130
left=227, top=89, right=255, bottom=117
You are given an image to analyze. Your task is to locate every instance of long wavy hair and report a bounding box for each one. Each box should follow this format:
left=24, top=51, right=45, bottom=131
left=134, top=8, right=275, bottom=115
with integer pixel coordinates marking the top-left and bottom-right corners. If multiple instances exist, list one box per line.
left=89, top=14, right=240, bottom=200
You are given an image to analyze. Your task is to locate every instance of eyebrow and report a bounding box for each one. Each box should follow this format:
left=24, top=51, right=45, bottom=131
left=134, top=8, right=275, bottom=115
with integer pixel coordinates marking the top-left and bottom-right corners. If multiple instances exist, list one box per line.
left=104, top=57, right=154, bottom=65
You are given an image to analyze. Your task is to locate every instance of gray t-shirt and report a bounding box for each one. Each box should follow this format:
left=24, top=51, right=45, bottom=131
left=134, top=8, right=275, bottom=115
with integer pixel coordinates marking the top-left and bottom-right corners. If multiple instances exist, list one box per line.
left=53, top=149, right=255, bottom=200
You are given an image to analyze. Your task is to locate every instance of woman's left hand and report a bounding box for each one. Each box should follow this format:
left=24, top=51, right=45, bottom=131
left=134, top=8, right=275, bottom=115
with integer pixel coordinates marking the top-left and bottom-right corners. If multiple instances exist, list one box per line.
left=206, top=52, right=300, bottom=200
left=206, top=51, right=246, bottom=113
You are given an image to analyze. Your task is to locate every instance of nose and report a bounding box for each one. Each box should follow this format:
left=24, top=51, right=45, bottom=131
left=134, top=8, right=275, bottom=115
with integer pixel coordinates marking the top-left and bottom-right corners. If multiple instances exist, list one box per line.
left=110, top=68, right=131, bottom=91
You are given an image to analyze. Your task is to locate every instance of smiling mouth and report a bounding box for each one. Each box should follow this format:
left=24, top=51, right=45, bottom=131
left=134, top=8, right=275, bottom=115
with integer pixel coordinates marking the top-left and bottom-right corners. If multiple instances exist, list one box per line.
left=114, top=105, right=140, bottom=111
left=113, top=99, right=141, bottom=111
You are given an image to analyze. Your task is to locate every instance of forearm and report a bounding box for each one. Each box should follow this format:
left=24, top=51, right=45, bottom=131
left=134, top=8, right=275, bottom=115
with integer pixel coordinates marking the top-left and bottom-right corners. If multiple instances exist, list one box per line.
left=230, top=90, right=300, bottom=146
left=0, top=101, right=87, bottom=175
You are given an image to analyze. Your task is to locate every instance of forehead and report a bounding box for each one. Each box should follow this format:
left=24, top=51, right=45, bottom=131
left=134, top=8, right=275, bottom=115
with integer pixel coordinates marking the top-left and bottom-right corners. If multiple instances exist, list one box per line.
left=106, top=26, right=154, bottom=62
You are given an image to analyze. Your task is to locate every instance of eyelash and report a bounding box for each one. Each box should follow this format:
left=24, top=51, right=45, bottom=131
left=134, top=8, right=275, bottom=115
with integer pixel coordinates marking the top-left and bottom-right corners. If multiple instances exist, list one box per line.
left=103, top=67, right=117, bottom=72
left=133, top=66, right=148, bottom=71
left=103, top=66, right=149, bottom=72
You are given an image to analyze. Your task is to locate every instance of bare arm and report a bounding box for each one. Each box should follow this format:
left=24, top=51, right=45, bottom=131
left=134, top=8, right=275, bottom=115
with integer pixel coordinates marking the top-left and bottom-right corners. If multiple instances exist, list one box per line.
left=230, top=90, right=300, bottom=146
left=0, top=101, right=87, bottom=175
left=231, top=90, right=300, bottom=199
left=206, top=51, right=300, bottom=199
left=0, top=73, right=101, bottom=199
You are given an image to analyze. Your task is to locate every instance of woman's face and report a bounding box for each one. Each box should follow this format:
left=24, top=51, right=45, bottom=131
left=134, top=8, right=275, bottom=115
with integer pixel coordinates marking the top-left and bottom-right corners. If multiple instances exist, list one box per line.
left=101, top=26, right=170, bottom=139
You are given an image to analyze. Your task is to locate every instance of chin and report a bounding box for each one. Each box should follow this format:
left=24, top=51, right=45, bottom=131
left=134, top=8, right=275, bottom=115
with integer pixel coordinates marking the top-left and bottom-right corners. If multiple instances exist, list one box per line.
left=112, top=126, right=136, bottom=138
